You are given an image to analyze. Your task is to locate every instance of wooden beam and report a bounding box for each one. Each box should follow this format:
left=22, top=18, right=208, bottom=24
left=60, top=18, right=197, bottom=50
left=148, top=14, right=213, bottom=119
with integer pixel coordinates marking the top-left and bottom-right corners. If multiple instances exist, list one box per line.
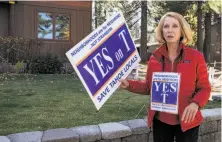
left=8, top=4, right=15, bottom=36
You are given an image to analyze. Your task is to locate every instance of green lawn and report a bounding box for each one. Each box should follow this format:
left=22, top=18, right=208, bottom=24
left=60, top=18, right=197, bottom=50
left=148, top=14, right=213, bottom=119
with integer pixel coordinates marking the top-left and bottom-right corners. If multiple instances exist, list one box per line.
left=0, top=74, right=220, bottom=135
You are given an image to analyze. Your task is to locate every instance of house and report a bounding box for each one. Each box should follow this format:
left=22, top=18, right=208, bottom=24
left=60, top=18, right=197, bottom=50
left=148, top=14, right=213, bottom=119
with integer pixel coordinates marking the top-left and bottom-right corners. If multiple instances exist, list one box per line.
left=0, top=1, right=92, bottom=58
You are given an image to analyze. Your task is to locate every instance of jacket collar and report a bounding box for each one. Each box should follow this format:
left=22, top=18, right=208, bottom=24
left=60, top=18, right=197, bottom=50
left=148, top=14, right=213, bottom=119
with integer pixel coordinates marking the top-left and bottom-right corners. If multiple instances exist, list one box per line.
left=153, top=42, right=186, bottom=62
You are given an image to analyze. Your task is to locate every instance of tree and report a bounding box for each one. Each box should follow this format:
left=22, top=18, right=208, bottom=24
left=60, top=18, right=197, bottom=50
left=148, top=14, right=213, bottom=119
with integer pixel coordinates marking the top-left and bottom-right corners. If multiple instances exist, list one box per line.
left=140, top=1, right=148, bottom=62
left=94, top=1, right=107, bottom=29
left=113, top=1, right=141, bottom=38
left=208, top=1, right=221, bottom=63
left=208, top=1, right=222, bottom=13
left=92, top=1, right=141, bottom=39
left=197, top=1, right=204, bottom=52
left=203, top=11, right=212, bottom=63
left=202, top=1, right=221, bottom=63
left=164, top=1, right=194, bottom=15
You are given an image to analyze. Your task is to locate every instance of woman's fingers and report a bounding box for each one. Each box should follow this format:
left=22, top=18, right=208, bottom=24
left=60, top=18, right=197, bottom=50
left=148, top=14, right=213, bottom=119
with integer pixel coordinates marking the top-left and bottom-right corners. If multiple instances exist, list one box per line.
left=181, top=107, right=188, bottom=122
left=191, top=109, right=197, bottom=122
left=119, top=79, right=129, bottom=89
left=181, top=104, right=198, bottom=123
left=186, top=109, right=192, bottom=123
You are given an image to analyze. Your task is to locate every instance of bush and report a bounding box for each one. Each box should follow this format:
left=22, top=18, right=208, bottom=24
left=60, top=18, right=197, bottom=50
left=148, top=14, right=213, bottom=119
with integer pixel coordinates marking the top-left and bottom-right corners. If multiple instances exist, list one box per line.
left=0, top=36, right=42, bottom=64
left=30, top=54, right=63, bottom=74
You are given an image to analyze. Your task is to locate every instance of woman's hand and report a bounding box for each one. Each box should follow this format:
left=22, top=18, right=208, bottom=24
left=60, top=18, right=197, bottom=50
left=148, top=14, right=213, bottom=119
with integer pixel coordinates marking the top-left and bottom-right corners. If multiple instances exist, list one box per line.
left=119, top=79, right=129, bottom=89
left=181, top=102, right=199, bottom=123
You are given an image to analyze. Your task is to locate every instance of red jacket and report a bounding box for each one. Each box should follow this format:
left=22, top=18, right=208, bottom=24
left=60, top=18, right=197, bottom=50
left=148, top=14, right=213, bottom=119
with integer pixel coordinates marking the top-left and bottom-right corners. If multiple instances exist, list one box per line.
left=127, top=43, right=211, bottom=132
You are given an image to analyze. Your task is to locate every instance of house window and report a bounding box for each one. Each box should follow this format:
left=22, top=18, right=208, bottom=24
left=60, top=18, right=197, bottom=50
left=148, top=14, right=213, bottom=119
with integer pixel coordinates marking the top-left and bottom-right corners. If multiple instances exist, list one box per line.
left=38, top=13, right=53, bottom=39
left=55, top=14, right=70, bottom=40
left=37, top=12, right=70, bottom=40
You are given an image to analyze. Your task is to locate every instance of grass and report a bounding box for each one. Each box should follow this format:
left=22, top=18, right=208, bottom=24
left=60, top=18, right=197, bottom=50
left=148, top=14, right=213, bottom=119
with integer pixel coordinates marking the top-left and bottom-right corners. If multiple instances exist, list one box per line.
left=0, top=74, right=221, bottom=135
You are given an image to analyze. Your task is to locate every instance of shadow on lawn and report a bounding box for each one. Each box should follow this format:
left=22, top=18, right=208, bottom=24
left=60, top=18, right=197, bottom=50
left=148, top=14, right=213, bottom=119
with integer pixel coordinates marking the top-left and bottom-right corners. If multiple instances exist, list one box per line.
left=2, top=103, right=31, bottom=108
left=20, top=93, right=35, bottom=97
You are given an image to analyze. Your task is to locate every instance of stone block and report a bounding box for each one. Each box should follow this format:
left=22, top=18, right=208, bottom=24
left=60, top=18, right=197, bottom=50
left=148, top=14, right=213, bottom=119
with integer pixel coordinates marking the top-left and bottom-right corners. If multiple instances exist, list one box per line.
left=127, top=119, right=149, bottom=134
left=215, top=131, right=221, bottom=142
left=201, top=109, right=222, bottom=123
left=197, top=136, right=201, bottom=142
left=148, top=132, right=153, bottom=142
left=97, top=138, right=121, bottom=142
left=0, top=136, right=10, bottom=142
left=41, top=128, right=79, bottom=142
left=70, top=125, right=101, bottom=142
left=214, top=108, right=222, bottom=114
left=122, top=134, right=148, bottom=142
left=119, top=121, right=130, bottom=127
left=200, top=121, right=218, bottom=135
left=99, top=122, right=132, bottom=139
left=143, top=116, right=147, bottom=123
left=7, top=131, right=42, bottom=142
left=143, top=116, right=153, bottom=132
left=218, top=120, right=221, bottom=131
left=199, top=133, right=215, bottom=142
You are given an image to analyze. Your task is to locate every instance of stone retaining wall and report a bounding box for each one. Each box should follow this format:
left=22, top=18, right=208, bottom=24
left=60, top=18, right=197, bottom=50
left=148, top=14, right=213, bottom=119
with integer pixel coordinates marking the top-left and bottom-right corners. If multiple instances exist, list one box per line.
left=1, top=108, right=221, bottom=142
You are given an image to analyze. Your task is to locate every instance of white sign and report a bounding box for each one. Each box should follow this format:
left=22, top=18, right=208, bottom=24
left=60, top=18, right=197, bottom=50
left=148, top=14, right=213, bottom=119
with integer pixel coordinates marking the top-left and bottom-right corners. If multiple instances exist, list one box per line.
left=151, top=72, right=181, bottom=114
left=66, top=12, right=141, bottom=110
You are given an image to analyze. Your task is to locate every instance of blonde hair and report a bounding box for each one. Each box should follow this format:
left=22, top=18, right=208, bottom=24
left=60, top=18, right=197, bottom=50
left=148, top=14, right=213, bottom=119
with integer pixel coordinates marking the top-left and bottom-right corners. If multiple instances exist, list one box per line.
left=155, top=12, right=193, bottom=45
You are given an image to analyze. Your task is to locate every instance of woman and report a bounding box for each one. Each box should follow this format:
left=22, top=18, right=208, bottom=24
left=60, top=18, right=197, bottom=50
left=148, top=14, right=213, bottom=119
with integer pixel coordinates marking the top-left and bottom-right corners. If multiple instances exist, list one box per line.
left=120, top=12, right=211, bottom=142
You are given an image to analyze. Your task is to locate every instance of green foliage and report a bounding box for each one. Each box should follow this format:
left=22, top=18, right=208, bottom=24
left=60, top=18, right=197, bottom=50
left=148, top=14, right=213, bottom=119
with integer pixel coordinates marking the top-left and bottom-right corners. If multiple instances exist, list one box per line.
left=150, top=1, right=166, bottom=25
left=202, top=2, right=211, bottom=13
left=93, top=1, right=108, bottom=29
left=208, top=1, right=221, bottom=14
left=164, top=1, right=195, bottom=15
left=30, top=53, right=63, bottom=74
left=93, top=1, right=141, bottom=39
left=0, top=37, right=42, bottom=64
left=201, top=1, right=221, bottom=14
left=15, top=60, right=24, bottom=73
left=185, top=4, right=198, bottom=46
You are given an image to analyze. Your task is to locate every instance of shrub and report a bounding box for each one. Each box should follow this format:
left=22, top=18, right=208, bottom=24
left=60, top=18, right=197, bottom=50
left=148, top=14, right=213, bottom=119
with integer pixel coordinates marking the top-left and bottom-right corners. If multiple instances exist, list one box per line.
left=15, top=60, right=25, bottom=73
left=0, top=36, right=42, bottom=64
left=30, top=53, right=63, bottom=74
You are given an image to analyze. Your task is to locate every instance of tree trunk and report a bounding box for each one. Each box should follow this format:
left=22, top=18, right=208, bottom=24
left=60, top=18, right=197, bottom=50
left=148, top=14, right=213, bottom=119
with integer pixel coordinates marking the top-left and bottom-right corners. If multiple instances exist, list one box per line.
left=203, top=11, right=212, bottom=64
left=216, top=16, right=221, bottom=69
left=209, top=12, right=217, bottom=63
left=217, top=16, right=221, bottom=61
left=197, top=1, right=203, bottom=52
left=140, top=1, right=148, bottom=62
left=95, top=1, right=98, bottom=29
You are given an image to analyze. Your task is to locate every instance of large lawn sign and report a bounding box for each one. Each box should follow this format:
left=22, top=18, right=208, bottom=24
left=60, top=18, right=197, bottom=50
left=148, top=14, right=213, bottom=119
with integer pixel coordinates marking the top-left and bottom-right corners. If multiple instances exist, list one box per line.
left=66, top=12, right=141, bottom=110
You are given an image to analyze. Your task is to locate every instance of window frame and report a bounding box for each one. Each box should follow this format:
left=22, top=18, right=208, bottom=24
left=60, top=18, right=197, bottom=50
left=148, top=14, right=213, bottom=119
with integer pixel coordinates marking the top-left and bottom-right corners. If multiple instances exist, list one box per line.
left=36, top=11, right=71, bottom=42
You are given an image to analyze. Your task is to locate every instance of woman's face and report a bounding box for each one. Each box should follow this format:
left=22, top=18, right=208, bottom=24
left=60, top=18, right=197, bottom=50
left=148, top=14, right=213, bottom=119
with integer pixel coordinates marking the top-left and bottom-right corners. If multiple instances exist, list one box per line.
left=162, top=16, right=181, bottom=44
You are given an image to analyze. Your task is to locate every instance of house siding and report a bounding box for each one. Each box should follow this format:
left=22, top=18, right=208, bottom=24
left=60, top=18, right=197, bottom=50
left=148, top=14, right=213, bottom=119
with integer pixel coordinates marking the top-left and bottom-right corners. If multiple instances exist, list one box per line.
left=1, top=1, right=92, bottom=58
left=0, top=3, right=9, bottom=37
